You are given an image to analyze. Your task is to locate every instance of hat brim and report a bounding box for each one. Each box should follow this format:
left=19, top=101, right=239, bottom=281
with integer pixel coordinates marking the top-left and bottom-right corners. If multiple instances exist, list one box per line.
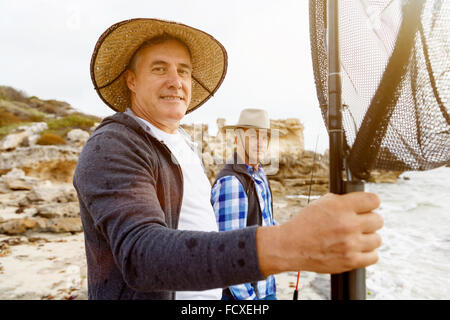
left=90, top=18, right=228, bottom=114
left=221, top=125, right=278, bottom=135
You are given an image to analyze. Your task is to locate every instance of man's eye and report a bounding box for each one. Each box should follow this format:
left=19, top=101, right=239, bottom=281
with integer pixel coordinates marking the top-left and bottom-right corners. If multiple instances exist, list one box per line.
left=179, top=69, right=191, bottom=76
left=152, top=67, right=165, bottom=73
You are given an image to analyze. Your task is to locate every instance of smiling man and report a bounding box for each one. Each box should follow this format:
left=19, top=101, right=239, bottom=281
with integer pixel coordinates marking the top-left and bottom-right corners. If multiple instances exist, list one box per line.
left=73, top=18, right=384, bottom=300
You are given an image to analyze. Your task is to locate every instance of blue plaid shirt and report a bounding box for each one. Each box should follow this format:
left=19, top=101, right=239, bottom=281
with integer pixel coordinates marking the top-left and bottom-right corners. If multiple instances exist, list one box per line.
left=211, top=164, right=277, bottom=300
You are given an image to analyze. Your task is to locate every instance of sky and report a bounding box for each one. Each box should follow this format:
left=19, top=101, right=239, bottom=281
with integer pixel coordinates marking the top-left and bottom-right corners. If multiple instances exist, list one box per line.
left=0, top=0, right=329, bottom=152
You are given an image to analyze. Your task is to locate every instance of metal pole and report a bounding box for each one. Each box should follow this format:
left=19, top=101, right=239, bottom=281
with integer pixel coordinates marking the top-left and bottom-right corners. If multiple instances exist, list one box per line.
left=327, top=0, right=343, bottom=196
left=327, top=0, right=366, bottom=300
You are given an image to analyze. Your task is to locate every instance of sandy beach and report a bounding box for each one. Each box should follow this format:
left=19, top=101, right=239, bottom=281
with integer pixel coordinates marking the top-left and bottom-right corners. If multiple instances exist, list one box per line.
left=0, top=232, right=87, bottom=300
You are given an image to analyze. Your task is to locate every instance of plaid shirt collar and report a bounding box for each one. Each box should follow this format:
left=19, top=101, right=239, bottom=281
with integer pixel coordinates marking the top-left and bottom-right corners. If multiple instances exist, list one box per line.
left=244, top=163, right=265, bottom=176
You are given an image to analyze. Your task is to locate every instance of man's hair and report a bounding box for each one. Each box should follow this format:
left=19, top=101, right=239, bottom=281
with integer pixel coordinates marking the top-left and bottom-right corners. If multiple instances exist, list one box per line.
left=127, top=33, right=192, bottom=72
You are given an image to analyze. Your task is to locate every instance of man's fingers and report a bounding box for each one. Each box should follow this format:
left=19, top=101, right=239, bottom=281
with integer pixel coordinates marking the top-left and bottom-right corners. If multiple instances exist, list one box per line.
left=358, top=232, right=383, bottom=252
left=341, top=192, right=381, bottom=213
left=331, top=251, right=380, bottom=274
left=355, top=250, right=380, bottom=269
left=359, top=212, right=384, bottom=233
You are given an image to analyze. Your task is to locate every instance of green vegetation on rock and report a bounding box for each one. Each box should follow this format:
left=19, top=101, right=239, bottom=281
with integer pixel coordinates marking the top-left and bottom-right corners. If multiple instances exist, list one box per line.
left=0, top=85, right=102, bottom=140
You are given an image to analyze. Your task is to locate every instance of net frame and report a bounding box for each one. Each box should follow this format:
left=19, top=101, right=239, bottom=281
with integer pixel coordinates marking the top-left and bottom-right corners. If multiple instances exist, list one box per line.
left=309, top=0, right=450, bottom=180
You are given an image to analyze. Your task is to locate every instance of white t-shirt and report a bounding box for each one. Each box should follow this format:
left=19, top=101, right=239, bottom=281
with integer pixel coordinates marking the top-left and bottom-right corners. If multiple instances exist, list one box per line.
left=130, top=113, right=221, bottom=300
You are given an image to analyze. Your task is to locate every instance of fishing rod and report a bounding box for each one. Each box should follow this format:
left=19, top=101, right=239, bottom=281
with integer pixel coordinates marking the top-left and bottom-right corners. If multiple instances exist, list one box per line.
left=293, top=135, right=320, bottom=300
left=328, top=0, right=365, bottom=300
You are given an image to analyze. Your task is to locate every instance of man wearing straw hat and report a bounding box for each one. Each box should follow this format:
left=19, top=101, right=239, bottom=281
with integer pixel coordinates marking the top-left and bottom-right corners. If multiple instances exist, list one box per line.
left=74, top=18, right=384, bottom=300
left=211, top=108, right=278, bottom=300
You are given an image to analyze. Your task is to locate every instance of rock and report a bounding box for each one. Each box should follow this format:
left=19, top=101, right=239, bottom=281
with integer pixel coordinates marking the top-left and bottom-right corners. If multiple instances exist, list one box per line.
left=268, top=179, right=285, bottom=194
left=367, top=170, right=402, bottom=183
left=283, top=178, right=310, bottom=187
left=18, top=122, right=48, bottom=135
left=0, top=218, right=46, bottom=235
left=44, top=217, right=82, bottom=233
left=202, top=152, right=214, bottom=168
left=0, top=181, right=10, bottom=194
left=0, top=190, right=31, bottom=209
left=180, top=123, right=208, bottom=146
left=0, top=146, right=79, bottom=172
left=0, top=121, right=48, bottom=151
left=26, top=183, right=77, bottom=204
left=66, top=129, right=90, bottom=146
left=1, top=236, right=28, bottom=246
left=0, top=146, right=79, bottom=183
left=273, top=153, right=328, bottom=183
left=26, top=159, right=77, bottom=183
left=36, top=202, right=80, bottom=218
left=0, top=243, right=11, bottom=257
left=1, top=168, right=41, bottom=190
left=15, top=122, right=49, bottom=147
left=0, top=131, right=29, bottom=151
left=270, top=118, right=305, bottom=156
left=0, top=217, right=82, bottom=235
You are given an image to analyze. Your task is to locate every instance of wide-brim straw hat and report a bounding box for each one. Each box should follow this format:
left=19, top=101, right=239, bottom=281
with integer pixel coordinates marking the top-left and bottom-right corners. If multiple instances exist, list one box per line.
left=222, top=108, right=275, bottom=134
left=90, top=18, right=228, bottom=113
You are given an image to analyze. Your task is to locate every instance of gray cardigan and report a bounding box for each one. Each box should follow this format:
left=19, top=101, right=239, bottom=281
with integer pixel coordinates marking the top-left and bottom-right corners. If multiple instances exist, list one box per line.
left=73, top=112, right=264, bottom=299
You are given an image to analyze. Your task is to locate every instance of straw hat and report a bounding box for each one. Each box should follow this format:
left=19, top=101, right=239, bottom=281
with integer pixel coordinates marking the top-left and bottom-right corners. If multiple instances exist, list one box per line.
left=222, top=108, right=272, bottom=131
left=90, top=18, right=228, bottom=113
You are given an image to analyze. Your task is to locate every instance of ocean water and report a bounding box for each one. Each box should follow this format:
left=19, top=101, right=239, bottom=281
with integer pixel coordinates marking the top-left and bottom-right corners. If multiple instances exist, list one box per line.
left=365, top=166, right=450, bottom=299
left=283, top=166, right=450, bottom=300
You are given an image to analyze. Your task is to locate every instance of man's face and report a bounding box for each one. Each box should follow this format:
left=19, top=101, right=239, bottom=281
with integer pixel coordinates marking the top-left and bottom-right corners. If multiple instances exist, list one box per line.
left=126, top=39, right=192, bottom=128
left=236, top=128, right=270, bottom=165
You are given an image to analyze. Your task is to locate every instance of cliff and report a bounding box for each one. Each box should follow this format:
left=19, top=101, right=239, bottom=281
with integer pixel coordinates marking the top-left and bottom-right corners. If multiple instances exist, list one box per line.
left=0, top=86, right=99, bottom=236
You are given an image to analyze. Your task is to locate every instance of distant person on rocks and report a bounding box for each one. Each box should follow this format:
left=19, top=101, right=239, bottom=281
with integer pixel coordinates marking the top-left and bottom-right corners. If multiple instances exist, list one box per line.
left=73, top=18, right=384, bottom=300
left=211, top=108, right=278, bottom=300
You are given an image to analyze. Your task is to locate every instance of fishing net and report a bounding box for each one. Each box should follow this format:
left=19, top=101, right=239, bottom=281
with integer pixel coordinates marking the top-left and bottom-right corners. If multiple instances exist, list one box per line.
left=309, top=0, right=450, bottom=180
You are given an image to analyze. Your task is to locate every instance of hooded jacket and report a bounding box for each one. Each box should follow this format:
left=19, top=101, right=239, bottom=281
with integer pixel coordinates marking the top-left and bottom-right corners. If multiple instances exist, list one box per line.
left=73, top=112, right=264, bottom=299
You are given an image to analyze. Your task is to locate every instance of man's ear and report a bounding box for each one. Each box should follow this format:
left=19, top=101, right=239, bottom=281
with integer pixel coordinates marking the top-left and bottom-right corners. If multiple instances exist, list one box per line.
left=125, top=70, right=136, bottom=93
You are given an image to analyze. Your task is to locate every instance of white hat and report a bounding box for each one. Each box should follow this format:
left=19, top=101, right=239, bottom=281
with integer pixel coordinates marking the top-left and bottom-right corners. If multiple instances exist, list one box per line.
left=222, top=108, right=272, bottom=131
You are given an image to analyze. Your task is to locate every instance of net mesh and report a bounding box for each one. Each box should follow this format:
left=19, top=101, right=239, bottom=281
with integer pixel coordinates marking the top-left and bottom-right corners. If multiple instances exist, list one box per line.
left=309, top=0, right=450, bottom=180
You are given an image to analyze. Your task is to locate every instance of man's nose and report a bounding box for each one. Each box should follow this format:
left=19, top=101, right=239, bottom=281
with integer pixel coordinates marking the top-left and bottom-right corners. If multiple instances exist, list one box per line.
left=166, top=68, right=182, bottom=89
